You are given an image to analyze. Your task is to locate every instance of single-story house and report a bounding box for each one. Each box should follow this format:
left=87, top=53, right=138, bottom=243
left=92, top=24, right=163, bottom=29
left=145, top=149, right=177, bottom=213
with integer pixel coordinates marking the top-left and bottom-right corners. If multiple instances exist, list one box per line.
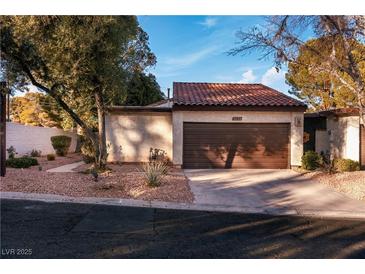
left=304, top=108, right=365, bottom=169
left=106, top=82, right=307, bottom=169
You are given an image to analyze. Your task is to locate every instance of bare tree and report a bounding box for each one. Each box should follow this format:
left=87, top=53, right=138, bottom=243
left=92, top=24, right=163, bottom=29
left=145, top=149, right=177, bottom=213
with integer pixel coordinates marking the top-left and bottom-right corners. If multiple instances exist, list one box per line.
left=229, top=16, right=365, bottom=123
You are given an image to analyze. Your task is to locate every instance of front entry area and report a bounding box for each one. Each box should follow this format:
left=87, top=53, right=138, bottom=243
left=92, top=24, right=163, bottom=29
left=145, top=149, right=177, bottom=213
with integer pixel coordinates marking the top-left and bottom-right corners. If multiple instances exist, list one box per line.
left=183, top=122, right=290, bottom=169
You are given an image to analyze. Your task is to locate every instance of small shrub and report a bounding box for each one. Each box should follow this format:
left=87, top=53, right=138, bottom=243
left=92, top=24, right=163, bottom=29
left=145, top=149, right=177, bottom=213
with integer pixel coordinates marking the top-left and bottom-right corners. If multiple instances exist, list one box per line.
left=320, top=151, right=336, bottom=173
left=149, top=148, right=169, bottom=163
left=22, top=156, right=39, bottom=166
left=142, top=160, right=169, bottom=187
left=46, top=154, right=56, bottom=161
left=333, top=159, right=360, bottom=172
left=6, top=146, right=17, bottom=159
left=30, top=149, right=42, bottom=157
left=51, top=135, right=72, bottom=156
left=6, top=156, right=39, bottom=168
left=6, top=158, right=32, bottom=168
left=301, top=150, right=322, bottom=170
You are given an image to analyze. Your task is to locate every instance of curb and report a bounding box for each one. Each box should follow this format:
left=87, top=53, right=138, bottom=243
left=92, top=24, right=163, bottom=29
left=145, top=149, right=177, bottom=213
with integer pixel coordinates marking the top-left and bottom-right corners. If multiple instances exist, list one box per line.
left=1, top=191, right=365, bottom=220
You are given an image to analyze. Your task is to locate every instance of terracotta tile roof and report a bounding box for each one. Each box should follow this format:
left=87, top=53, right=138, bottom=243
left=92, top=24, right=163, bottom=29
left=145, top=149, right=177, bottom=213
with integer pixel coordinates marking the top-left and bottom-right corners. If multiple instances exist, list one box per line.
left=173, top=82, right=306, bottom=107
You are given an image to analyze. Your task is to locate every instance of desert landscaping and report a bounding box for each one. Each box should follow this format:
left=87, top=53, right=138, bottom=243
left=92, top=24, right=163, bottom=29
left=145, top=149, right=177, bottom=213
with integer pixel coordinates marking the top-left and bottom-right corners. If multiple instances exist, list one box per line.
left=0, top=154, right=194, bottom=203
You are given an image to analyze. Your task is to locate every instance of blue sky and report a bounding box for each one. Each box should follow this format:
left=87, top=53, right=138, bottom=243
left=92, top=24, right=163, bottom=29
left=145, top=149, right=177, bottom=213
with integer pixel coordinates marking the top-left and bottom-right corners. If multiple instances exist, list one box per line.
left=138, top=16, right=291, bottom=97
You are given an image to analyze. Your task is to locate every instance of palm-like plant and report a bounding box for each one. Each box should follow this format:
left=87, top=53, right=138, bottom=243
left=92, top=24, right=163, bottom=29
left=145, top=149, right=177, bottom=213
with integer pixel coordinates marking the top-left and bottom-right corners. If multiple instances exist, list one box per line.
left=142, top=160, right=168, bottom=187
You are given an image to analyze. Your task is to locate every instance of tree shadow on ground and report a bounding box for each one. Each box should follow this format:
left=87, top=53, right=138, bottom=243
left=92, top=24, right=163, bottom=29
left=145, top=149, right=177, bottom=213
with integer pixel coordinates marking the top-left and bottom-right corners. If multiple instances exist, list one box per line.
left=1, top=199, right=364, bottom=259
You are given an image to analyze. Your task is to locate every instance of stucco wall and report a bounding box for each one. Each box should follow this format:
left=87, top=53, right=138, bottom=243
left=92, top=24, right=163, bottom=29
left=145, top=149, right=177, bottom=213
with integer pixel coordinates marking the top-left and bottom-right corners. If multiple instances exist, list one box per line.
left=6, top=122, right=77, bottom=157
left=327, top=116, right=360, bottom=161
left=315, top=129, right=329, bottom=155
left=106, top=112, right=173, bottom=162
left=172, top=111, right=304, bottom=167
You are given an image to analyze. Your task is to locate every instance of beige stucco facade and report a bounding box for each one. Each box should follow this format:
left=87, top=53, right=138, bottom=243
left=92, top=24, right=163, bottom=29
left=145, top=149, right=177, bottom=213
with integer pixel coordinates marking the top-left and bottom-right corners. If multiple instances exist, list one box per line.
left=172, top=111, right=304, bottom=167
left=315, top=129, right=329, bottom=155
left=106, top=109, right=304, bottom=167
left=315, top=116, right=360, bottom=161
left=106, top=112, right=173, bottom=162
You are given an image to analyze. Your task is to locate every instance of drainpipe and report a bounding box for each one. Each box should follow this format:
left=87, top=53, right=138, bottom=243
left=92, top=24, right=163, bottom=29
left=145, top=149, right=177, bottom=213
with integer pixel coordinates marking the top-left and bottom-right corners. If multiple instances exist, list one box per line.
left=167, top=88, right=171, bottom=107
left=7, top=89, right=10, bottom=122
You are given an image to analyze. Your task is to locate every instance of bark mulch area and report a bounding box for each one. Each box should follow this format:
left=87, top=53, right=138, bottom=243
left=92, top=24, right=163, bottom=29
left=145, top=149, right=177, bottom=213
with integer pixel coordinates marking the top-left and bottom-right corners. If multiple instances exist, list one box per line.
left=302, top=171, right=365, bottom=201
left=0, top=163, right=194, bottom=203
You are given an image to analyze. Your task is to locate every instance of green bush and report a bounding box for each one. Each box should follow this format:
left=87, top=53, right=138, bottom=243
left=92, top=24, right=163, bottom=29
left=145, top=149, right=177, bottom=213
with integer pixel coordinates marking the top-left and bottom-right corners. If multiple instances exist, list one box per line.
left=142, top=161, right=169, bottom=187
left=51, top=135, right=72, bottom=156
left=333, top=159, right=360, bottom=172
left=6, top=156, right=39, bottom=168
left=46, top=154, right=56, bottom=161
left=30, top=149, right=42, bottom=157
left=301, top=150, right=322, bottom=170
left=22, top=156, right=39, bottom=166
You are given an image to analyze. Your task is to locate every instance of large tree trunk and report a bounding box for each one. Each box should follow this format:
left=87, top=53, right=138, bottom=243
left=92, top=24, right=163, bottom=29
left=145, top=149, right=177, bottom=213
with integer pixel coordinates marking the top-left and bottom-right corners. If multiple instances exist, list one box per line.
left=6, top=54, right=105, bottom=169
left=94, top=90, right=107, bottom=169
left=358, top=91, right=365, bottom=126
left=19, top=61, right=102, bottom=165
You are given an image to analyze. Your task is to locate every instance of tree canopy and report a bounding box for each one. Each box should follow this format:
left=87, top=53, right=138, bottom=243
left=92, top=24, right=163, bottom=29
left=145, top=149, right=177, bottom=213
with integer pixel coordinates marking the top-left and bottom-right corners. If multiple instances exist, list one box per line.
left=10, top=92, right=73, bottom=129
left=1, top=16, right=160, bottom=168
left=124, top=73, right=164, bottom=106
left=286, top=38, right=364, bottom=111
left=230, top=16, right=365, bottom=121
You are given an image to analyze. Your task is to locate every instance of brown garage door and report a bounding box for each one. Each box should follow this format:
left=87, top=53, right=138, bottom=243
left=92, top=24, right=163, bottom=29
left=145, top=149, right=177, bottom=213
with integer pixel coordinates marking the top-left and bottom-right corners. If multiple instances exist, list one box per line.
left=183, top=123, right=290, bottom=169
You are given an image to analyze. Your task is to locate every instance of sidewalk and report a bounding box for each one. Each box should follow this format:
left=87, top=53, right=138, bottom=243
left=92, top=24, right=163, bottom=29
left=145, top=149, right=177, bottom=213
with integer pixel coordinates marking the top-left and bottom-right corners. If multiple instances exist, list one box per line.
left=46, top=161, right=84, bottom=172
left=2, top=191, right=365, bottom=219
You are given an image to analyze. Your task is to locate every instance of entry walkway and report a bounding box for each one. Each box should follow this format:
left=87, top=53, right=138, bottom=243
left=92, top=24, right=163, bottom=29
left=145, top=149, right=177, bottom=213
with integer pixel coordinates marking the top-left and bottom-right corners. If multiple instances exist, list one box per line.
left=46, top=161, right=84, bottom=172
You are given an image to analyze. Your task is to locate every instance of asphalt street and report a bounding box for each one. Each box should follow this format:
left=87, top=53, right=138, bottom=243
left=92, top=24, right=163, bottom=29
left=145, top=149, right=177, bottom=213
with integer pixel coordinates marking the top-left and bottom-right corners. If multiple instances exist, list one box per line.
left=1, top=199, right=365, bottom=258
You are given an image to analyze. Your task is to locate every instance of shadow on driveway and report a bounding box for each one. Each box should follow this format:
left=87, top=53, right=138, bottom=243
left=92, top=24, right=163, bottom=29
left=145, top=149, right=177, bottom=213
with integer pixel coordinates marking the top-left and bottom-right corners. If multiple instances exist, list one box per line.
left=185, top=169, right=365, bottom=214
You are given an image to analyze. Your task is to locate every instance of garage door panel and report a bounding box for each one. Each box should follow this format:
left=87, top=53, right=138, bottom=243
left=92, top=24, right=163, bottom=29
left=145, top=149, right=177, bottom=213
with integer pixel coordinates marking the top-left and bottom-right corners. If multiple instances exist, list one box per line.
left=183, top=122, right=290, bottom=169
left=183, top=148, right=289, bottom=155
left=185, top=162, right=289, bottom=169
left=184, top=123, right=289, bottom=129
left=184, top=136, right=290, bottom=143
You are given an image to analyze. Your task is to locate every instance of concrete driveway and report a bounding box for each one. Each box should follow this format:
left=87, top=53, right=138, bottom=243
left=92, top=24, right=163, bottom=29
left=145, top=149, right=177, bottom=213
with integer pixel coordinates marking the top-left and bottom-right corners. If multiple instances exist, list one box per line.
left=185, top=169, right=365, bottom=217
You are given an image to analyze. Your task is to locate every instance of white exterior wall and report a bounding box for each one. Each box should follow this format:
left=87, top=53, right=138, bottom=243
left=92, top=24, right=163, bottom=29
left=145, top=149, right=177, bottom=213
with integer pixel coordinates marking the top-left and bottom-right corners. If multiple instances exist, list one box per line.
left=172, top=111, right=304, bottom=167
left=315, top=129, right=329, bottom=155
left=6, top=122, right=77, bottom=157
left=327, top=116, right=360, bottom=161
left=106, top=112, right=173, bottom=162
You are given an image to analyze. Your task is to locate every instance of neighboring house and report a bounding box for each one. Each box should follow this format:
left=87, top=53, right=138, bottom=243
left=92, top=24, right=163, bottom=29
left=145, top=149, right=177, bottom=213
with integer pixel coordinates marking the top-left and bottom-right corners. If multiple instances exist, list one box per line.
left=106, top=82, right=306, bottom=169
left=304, top=108, right=365, bottom=169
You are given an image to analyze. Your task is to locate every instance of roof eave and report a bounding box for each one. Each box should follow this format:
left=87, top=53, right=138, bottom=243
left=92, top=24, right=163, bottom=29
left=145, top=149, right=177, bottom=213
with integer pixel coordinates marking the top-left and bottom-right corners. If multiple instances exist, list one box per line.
left=107, top=106, right=172, bottom=113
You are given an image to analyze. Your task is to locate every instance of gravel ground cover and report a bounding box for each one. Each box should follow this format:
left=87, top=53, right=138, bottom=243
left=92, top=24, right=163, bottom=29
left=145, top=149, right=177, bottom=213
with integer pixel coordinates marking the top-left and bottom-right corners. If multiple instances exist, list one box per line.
left=311, top=171, right=365, bottom=201
left=300, top=170, right=365, bottom=201
left=0, top=157, right=194, bottom=203
left=33, top=153, right=82, bottom=171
